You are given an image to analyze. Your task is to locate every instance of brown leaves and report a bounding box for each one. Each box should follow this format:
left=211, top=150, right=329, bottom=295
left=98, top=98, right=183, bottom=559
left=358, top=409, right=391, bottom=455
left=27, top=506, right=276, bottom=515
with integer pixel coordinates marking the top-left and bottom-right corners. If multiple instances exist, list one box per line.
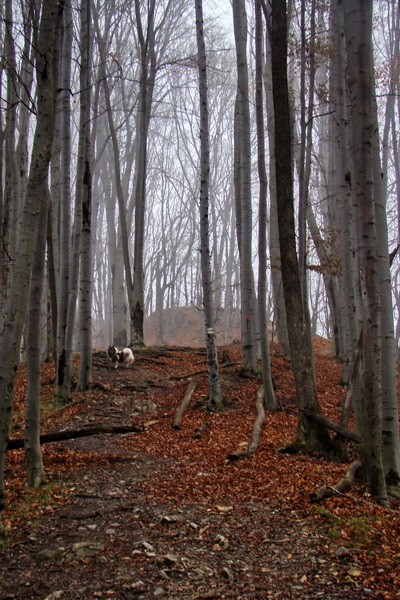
left=5, top=343, right=400, bottom=597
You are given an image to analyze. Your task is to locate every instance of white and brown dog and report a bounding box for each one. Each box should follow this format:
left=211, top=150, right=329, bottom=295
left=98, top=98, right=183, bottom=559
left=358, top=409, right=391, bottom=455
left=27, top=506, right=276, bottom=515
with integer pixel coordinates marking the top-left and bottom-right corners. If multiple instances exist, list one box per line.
left=107, top=345, right=135, bottom=369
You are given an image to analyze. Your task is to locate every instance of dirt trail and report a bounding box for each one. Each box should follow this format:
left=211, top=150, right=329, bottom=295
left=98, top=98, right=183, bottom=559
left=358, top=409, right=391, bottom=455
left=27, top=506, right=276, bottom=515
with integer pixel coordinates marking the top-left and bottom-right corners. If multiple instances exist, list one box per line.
left=0, top=348, right=374, bottom=599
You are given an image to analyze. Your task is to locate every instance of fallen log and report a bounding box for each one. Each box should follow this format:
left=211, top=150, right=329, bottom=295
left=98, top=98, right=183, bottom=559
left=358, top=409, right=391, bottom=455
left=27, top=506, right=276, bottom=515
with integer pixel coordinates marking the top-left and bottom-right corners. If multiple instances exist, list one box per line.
left=228, top=385, right=266, bottom=460
left=300, top=409, right=361, bottom=443
left=6, top=422, right=144, bottom=450
left=310, top=460, right=362, bottom=502
left=173, top=378, right=198, bottom=429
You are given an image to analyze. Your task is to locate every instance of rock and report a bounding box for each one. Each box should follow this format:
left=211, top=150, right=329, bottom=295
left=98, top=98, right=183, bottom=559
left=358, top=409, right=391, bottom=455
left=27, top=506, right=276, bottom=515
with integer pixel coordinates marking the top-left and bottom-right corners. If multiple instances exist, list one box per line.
left=162, top=553, right=180, bottom=566
left=130, top=580, right=147, bottom=592
left=43, top=592, right=64, bottom=600
left=221, top=566, right=234, bottom=581
left=214, top=534, right=229, bottom=549
left=142, top=541, right=155, bottom=552
left=71, top=542, right=104, bottom=558
left=153, top=587, right=166, bottom=597
left=161, top=514, right=181, bottom=524
left=335, top=546, right=352, bottom=558
left=37, top=548, right=65, bottom=561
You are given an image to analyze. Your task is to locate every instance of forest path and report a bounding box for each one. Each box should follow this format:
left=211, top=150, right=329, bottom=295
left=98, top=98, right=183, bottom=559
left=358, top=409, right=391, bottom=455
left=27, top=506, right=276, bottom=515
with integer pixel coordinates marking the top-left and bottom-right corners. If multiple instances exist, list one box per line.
left=0, top=346, right=374, bottom=599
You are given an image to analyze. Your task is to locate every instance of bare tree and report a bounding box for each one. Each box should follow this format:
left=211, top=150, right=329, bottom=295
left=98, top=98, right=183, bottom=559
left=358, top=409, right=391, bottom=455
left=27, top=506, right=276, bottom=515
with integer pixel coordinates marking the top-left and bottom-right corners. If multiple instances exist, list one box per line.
left=195, top=0, right=224, bottom=410
left=78, top=0, right=93, bottom=390
left=55, top=0, right=74, bottom=404
left=232, top=0, right=257, bottom=371
left=255, top=0, right=276, bottom=410
left=261, top=0, right=290, bottom=357
left=270, top=0, right=332, bottom=454
left=25, top=190, right=49, bottom=488
left=343, top=0, right=389, bottom=504
left=0, top=0, right=60, bottom=525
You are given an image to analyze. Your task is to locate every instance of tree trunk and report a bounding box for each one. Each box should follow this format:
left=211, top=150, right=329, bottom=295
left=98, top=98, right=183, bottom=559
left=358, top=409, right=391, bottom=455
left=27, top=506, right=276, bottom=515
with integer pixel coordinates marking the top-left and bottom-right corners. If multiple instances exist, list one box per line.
left=330, top=0, right=360, bottom=377
left=55, top=0, right=74, bottom=405
left=0, top=0, right=20, bottom=325
left=0, top=0, right=59, bottom=523
left=78, top=0, right=93, bottom=391
left=375, top=2, right=400, bottom=490
left=343, top=0, right=387, bottom=505
left=232, top=0, right=257, bottom=371
left=255, top=0, right=276, bottom=410
left=270, top=0, right=332, bottom=454
left=25, top=189, right=49, bottom=488
left=195, top=0, right=224, bottom=411
left=261, top=0, right=290, bottom=357
left=130, top=0, right=157, bottom=347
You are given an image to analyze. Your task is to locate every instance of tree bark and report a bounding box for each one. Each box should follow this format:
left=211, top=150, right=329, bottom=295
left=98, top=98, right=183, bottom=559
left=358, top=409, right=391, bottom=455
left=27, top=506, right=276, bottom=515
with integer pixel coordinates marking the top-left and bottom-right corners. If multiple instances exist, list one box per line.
left=232, top=0, right=257, bottom=372
left=255, top=0, right=276, bottom=410
left=195, top=0, right=224, bottom=411
left=228, top=385, right=266, bottom=460
left=270, top=0, right=332, bottom=454
left=55, top=0, right=74, bottom=405
left=8, top=422, right=144, bottom=451
left=261, top=0, right=290, bottom=358
left=130, top=0, right=157, bottom=347
left=25, top=189, right=49, bottom=488
left=310, top=460, right=362, bottom=502
left=173, top=378, right=198, bottom=429
left=0, top=0, right=60, bottom=522
left=78, top=0, right=93, bottom=391
left=343, top=0, right=387, bottom=505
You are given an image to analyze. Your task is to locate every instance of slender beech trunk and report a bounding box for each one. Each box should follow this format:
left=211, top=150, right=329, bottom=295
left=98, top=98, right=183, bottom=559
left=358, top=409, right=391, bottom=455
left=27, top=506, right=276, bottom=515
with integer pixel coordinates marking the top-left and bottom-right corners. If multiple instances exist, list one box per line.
left=195, top=0, right=224, bottom=411
left=130, top=0, right=157, bottom=347
left=331, top=0, right=359, bottom=380
left=261, top=0, right=290, bottom=357
left=25, top=190, right=49, bottom=488
left=232, top=0, right=257, bottom=371
left=270, top=0, right=332, bottom=454
left=78, top=0, right=93, bottom=390
left=297, top=0, right=316, bottom=373
left=1, top=0, right=20, bottom=322
left=255, top=0, right=276, bottom=410
left=93, top=14, right=134, bottom=341
left=55, top=0, right=74, bottom=404
left=376, top=2, right=400, bottom=490
left=0, top=0, right=59, bottom=524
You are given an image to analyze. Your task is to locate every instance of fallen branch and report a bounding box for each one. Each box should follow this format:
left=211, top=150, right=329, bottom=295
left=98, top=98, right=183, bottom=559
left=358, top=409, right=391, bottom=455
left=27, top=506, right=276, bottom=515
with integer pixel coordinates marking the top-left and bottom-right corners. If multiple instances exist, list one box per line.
left=193, top=422, right=212, bottom=439
left=310, top=460, right=362, bottom=502
left=173, top=378, right=198, bottom=429
left=7, top=422, right=144, bottom=450
left=300, top=409, right=361, bottom=443
left=228, top=385, right=266, bottom=460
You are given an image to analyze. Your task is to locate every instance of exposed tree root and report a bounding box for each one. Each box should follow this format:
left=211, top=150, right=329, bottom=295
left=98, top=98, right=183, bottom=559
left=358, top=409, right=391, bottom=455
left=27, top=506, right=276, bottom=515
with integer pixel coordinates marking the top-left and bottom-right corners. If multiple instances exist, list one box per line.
left=310, top=460, right=362, bottom=502
left=173, top=378, right=198, bottom=429
left=193, top=422, right=212, bottom=439
left=7, top=422, right=145, bottom=450
left=300, top=408, right=360, bottom=443
left=228, top=386, right=266, bottom=460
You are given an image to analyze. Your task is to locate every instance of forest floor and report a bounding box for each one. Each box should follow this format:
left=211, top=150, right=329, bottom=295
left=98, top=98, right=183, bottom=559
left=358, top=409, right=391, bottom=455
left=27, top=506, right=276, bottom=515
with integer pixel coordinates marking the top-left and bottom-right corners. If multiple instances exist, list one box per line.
left=1, top=341, right=400, bottom=600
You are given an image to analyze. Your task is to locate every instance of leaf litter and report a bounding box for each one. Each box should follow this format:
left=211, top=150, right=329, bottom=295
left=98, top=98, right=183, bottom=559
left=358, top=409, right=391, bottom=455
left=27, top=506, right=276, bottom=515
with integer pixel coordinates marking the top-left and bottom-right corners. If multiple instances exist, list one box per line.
left=0, top=342, right=399, bottom=599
